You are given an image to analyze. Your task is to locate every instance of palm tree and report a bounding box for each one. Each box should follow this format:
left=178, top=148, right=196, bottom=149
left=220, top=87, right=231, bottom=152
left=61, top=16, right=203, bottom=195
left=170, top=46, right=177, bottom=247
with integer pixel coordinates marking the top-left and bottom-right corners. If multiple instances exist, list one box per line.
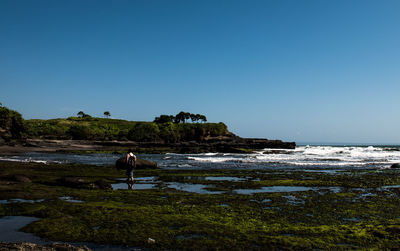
left=104, top=111, right=111, bottom=118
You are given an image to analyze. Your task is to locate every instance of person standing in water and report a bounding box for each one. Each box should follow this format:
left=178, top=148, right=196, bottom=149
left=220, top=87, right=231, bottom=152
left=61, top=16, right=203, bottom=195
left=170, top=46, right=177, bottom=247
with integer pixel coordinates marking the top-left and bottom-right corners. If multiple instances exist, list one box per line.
left=126, top=149, right=137, bottom=184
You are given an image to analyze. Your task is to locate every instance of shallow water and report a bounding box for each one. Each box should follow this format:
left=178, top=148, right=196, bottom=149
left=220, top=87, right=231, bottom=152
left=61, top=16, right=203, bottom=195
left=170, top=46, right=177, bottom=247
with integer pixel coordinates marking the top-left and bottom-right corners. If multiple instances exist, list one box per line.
left=284, top=195, right=305, bottom=205
left=0, top=199, right=45, bottom=204
left=112, top=183, right=157, bottom=190
left=0, top=216, right=142, bottom=251
left=235, top=186, right=341, bottom=195
left=166, top=182, right=222, bottom=194
left=380, top=185, right=400, bottom=190
left=0, top=216, right=47, bottom=244
left=204, top=176, right=247, bottom=182
left=59, top=196, right=84, bottom=203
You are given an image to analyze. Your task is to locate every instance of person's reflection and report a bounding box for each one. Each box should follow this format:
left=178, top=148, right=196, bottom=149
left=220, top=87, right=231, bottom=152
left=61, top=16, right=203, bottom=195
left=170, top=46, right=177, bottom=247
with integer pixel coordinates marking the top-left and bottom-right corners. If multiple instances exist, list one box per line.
left=128, top=182, right=134, bottom=190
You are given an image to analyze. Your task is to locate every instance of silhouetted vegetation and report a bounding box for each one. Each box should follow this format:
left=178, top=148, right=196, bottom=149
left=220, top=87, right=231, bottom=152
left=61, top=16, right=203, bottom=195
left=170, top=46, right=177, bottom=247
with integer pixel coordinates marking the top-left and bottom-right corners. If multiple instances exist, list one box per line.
left=155, top=111, right=207, bottom=124
left=104, top=111, right=111, bottom=118
left=153, top=115, right=174, bottom=124
left=77, top=111, right=91, bottom=118
left=0, top=104, right=25, bottom=140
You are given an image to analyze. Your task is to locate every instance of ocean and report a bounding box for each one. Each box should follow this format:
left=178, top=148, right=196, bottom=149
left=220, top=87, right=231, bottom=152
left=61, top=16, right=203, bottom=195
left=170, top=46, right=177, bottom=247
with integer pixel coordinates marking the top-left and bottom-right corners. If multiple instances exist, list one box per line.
left=1, top=145, right=399, bottom=171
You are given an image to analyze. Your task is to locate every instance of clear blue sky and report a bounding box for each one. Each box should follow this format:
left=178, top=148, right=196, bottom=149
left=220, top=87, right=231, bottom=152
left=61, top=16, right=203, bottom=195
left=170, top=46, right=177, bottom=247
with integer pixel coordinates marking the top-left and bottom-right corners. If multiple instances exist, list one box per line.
left=1, top=0, right=400, bottom=144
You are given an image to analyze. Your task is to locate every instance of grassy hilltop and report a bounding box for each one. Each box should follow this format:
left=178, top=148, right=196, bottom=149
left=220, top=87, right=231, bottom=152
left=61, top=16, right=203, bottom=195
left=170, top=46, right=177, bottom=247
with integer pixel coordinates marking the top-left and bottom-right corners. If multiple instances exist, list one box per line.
left=0, top=106, right=295, bottom=153
left=0, top=105, right=229, bottom=143
left=24, top=117, right=228, bottom=142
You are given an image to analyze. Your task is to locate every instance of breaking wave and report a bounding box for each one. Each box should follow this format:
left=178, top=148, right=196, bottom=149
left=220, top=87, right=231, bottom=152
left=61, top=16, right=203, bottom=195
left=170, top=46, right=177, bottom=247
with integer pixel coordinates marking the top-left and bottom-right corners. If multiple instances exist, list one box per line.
left=185, top=146, right=400, bottom=169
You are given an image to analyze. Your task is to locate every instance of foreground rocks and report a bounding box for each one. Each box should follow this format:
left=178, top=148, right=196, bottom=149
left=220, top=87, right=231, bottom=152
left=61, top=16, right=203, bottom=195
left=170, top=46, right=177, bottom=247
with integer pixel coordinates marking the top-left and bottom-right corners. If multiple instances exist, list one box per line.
left=0, top=242, right=91, bottom=251
left=13, top=175, right=32, bottom=183
left=56, top=177, right=112, bottom=190
left=0, top=136, right=296, bottom=154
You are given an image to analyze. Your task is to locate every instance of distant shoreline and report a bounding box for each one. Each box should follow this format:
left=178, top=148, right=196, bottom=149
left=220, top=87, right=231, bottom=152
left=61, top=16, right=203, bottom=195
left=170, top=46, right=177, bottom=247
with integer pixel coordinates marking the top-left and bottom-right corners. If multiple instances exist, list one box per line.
left=297, top=142, right=400, bottom=146
left=0, top=137, right=296, bottom=155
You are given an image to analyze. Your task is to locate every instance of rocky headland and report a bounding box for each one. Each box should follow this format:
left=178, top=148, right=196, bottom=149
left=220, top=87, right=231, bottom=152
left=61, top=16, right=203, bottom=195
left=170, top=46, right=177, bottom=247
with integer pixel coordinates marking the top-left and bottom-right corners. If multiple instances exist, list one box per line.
left=0, top=106, right=295, bottom=154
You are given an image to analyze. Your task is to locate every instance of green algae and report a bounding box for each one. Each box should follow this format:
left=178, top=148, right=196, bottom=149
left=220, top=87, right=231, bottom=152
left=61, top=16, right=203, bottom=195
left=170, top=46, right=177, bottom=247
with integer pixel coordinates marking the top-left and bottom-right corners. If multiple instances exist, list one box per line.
left=2, top=161, right=400, bottom=249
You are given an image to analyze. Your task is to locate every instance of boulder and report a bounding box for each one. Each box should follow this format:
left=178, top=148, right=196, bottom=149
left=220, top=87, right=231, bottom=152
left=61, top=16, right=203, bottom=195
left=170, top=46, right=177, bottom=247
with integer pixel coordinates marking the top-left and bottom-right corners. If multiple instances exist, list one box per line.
left=115, top=157, right=157, bottom=170
left=391, top=163, right=400, bottom=169
left=390, top=163, right=400, bottom=169
left=263, top=150, right=293, bottom=154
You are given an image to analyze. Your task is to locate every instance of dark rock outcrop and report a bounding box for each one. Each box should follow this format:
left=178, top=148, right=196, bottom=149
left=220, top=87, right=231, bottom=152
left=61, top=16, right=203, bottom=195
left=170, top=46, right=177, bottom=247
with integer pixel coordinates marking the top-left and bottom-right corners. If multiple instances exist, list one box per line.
left=56, top=177, right=112, bottom=190
left=134, top=136, right=296, bottom=153
left=57, top=177, right=87, bottom=189
left=263, top=149, right=294, bottom=154
left=115, top=157, right=158, bottom=170
left=94, top=179, right=112, bottom=190
left=13, top=174, right=32, bottom=183
left=391, top=163, right=400, bottom=169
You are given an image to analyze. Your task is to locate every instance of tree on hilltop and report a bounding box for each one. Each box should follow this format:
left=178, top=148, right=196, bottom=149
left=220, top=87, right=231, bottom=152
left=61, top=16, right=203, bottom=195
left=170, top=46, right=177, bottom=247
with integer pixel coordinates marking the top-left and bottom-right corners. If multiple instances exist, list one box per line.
left=77, top=111, right=91, bottom=118
left=155, top=111, right=208, bottom=124
left=199, top=115, right=207, bottom=123
left=104, top=111, right=111, bottom=118
left=175, top=111, right=186, bottom=123
left=190, top=114, right=198, bottom=123
left=184, top=112, right=191, bottom=123
left=154, top=115, right=174, bottom=124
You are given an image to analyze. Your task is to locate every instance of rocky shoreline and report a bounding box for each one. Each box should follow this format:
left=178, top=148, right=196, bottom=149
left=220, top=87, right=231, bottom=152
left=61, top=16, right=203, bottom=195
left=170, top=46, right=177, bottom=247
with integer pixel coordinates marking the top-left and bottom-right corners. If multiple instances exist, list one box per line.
left=0, top=136, right=295, bottom=154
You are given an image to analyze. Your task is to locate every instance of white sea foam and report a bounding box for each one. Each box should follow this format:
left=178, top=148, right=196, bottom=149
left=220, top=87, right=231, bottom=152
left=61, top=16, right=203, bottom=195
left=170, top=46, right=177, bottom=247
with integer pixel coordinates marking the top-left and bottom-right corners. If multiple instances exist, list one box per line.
left=0, top=157, right=52, bottom=164
left=186, top=146, right=400, bottom=168
left=187, top=156, right=241, bottom=163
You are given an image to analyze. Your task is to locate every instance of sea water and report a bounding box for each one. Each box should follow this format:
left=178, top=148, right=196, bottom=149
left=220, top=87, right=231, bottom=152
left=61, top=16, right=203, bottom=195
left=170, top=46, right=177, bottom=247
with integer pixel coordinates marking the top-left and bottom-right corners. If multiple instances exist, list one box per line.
left=1, top=145, right=399, bottom=171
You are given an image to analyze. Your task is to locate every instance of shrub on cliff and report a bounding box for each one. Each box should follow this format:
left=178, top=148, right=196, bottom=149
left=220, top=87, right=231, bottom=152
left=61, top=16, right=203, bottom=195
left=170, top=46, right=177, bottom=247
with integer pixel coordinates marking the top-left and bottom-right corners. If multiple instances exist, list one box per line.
left=25, top=119, right=70, bottom=139
left=67, top=124, right=93, bottom=140
left=128, top=123, right=160, bottom=142
left=158, top=122, right=179, bottom=143
left=0, top=106, right=25, bottom=140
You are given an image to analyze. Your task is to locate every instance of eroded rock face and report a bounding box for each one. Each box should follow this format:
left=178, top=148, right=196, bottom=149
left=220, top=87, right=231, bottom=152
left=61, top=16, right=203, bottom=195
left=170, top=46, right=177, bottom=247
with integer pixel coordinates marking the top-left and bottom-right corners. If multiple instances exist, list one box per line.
left=391, top=163, right=400, bottom=169
left=115, top=157, right=157, bottom=170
